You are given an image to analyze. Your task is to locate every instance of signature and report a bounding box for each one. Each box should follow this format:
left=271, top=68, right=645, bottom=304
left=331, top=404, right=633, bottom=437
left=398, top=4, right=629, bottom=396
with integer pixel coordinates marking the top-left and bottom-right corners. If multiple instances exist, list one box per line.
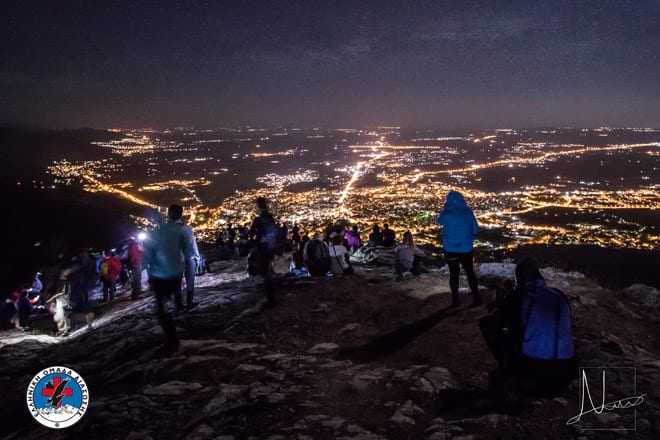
left=566, top=369, right=646, bottom=426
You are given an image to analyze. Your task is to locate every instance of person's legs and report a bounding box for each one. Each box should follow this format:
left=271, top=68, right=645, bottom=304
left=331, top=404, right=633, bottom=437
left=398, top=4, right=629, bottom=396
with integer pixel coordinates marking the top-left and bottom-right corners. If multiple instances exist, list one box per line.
left=102, top=280, right=111, bottom=302
left=460, top=252, right=481, bottom=305
left=110, top=281, right=116, bottom=301
left=18, top=297, right=30, bottom=328
left=259, top=250, right=276, bottom=305
left=152, top=278, right=179, bottom=348
left=80, top=281, right=90, bottom=311
left=173, top=282, right=185, bottom=312
left=131, top=264, right=142, bottom=299
left=446, top=253, right=461, bottom=306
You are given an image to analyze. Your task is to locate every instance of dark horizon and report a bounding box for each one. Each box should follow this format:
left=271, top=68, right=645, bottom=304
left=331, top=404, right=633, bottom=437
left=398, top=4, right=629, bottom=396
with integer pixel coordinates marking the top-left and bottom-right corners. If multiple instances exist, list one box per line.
left=3, top=0, right=660, bottom=129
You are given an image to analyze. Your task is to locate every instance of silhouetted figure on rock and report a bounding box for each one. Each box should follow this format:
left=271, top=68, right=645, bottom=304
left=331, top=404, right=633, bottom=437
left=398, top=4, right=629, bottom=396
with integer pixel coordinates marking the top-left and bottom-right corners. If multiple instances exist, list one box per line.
left=249, top=197, right=280, bottom=307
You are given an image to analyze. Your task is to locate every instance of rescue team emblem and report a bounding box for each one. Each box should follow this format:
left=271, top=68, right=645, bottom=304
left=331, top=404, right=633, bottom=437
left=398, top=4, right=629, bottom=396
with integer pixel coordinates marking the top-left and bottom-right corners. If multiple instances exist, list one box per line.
left=26, top=366, right=89, bottom=429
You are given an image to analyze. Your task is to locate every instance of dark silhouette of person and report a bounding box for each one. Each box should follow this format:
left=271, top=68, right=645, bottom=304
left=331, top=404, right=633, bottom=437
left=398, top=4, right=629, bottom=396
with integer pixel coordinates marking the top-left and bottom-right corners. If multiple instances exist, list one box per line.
left=249, top=197, right=279, bottom=307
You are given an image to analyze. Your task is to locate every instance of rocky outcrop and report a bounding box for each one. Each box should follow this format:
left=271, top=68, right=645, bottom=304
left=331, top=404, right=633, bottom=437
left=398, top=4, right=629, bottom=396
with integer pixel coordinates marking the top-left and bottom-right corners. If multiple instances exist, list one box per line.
left=1, top=258, right=659, bottom=439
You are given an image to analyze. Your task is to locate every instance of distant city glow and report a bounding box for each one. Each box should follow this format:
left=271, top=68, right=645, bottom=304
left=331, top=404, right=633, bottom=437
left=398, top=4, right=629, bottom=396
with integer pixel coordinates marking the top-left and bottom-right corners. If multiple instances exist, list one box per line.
left=47, top=127, right=660, bottom=249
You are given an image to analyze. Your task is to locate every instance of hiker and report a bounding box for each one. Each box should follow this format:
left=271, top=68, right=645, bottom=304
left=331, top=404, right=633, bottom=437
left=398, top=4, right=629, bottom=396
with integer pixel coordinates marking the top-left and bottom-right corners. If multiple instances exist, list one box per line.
left=437, top=191, right=482, bottom=307
left=279, top=222, right=289, bottom=252
left=368, top=224, right=383, bottom=246
left=344, top=225, right=362, bottom=252
left=328, top=232, right=353, bottom=276
left=127, top=238, right=144, bottom=299
left=394, top=231, right=426, bottom=280
left=304, top=232, right=331, bottom=276
left=9, top=287, right=31, bottom=330
left=176, top=217, right=200, bottom=311
left=144, top=204, right=197, bottom=353
left=291, top=224, right=301, bottom=249
left=27, top=272, right=44, bottom=308
left=382, top=224, right=396, bottom=247
left=237, top=225, right=251, bottom=257
left=249, top=197, right=280, bottom=306
left=100, top=248, right=122, bottom=303
left=47, top=268, right=74, bottom=337
left=479, top=258, right=576, bottom=395
left=226, top=223, right=236, bottom=249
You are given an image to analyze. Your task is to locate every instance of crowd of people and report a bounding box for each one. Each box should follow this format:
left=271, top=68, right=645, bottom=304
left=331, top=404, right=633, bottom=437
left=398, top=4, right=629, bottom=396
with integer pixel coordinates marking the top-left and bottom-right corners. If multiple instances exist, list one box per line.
left=1, top=212, right=201, bottom=338
left=2, top=190, right=576, bottom=395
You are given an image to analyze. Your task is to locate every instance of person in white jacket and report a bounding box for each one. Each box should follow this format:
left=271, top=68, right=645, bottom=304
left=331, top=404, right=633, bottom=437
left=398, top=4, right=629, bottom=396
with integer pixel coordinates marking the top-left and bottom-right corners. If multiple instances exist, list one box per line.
left=144, top=204, right=197, bottom=353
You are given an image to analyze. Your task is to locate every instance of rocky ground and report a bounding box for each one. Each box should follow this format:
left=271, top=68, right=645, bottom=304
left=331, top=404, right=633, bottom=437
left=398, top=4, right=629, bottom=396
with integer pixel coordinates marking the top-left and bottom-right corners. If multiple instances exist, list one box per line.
left=1, top=252, right=659, bottom=440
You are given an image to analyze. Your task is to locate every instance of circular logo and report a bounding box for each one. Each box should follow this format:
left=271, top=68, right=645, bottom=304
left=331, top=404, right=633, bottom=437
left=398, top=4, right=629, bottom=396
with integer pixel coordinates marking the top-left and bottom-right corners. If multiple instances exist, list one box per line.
left=26, top=366, right=90, bottom=429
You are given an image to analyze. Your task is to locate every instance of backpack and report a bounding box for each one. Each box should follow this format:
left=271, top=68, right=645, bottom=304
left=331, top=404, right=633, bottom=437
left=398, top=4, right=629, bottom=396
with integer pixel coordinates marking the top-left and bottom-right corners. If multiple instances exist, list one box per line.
left=521, top=284, right=574, bottom=360
left=100, top=260, right=110, bottom=280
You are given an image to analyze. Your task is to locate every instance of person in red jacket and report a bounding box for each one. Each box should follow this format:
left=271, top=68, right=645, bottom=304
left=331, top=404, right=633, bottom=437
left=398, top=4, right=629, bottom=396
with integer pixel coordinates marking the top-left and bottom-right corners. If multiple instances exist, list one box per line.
left=100, top=248, right=122, bottom=302
left=127, top=239, right=144, bottom=299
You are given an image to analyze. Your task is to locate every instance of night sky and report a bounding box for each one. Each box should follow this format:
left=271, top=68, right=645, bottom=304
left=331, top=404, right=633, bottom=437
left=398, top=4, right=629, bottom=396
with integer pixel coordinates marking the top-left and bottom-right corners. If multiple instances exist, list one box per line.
left=2, top=0, right=659, bottom=129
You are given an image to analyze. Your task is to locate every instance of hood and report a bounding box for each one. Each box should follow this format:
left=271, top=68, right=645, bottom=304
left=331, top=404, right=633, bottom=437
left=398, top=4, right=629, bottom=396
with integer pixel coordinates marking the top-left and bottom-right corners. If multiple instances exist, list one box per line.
left=443, top=191, right=469, bottom=211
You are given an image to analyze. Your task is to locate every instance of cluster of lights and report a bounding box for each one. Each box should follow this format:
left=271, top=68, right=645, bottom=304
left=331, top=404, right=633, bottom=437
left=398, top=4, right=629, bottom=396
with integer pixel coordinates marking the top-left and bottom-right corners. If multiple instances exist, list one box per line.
left=46, top=128, right=660, bottom=251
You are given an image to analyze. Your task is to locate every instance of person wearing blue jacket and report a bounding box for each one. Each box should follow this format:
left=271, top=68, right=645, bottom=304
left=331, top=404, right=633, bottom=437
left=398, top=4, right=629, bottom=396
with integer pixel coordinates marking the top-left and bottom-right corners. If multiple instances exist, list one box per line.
left=437, top=191, right=482, bottom=307
left=479, top=258, right=576, bottom=395
left=144, top=204, right=196, bottom=353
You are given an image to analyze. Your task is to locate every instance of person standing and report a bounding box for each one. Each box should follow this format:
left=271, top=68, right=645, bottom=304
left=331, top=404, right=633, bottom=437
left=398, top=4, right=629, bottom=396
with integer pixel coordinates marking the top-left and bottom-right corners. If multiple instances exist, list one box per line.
left=177, top=218, right=200, bottom=311
left=144, top=204, right=196, bottom=353
left=437, top=191, right=482, bottom=307
left=249, top=197, right=280, bottom=307
left=128, top=239, right=144, bottom=300
left=100, top=249, right=122, bottom=303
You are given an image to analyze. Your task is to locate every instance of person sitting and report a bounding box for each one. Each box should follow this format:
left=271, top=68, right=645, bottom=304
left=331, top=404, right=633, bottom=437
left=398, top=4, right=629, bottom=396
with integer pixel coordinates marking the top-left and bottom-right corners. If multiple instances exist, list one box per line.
left=344, top=225, right=362, bottom=252
left=394, top=231, right=426, bottom=280
left=328, top=232, right=352, bottom=275
left=479, top=258, right=577, bottom=396
left=368, top=224, right=383, bottom=246
left=382, top=224, right=396, bottom=247
left=303, top=232, right=331, bottom=276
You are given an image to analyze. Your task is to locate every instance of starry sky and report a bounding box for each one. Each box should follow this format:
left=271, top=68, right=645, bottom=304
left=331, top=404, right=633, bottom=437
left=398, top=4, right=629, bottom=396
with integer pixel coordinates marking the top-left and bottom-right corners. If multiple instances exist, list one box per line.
left=2, top=0, right=659, bottom=129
